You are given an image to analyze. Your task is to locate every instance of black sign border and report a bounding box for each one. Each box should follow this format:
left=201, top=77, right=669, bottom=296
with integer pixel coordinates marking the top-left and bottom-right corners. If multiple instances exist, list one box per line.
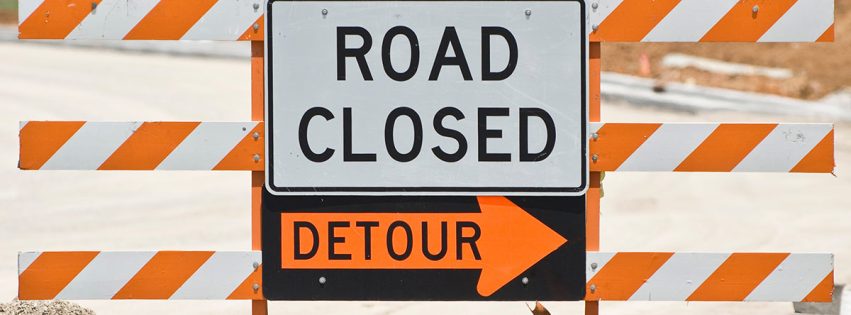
left=261, top=193, right=587, bottom=301
left=265, top=0, right=588, bottom=194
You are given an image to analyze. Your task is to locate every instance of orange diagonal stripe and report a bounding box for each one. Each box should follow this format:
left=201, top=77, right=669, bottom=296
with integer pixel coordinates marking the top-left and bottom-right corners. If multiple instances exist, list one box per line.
left=586, top=252, right=673, bottom=300
left=228, top=265, right=263, bottom=300
left=791, top=130, right=834, bottom=173
left=802, top=271, right=834, bottom=302
left=214, top=123, right=264, bottom=170
left=19, top=252, right=99, bottom=300
left=19, top=0, right=102, bottom=39
left=590, top=0, right=681, bottom=42
left=98, top=122, right=199, bottom=170
left=675, top=124, right=776, bottom=172
left=701, top=0, right=798, bottom=42
left=817, top=24, right=835, bottom=42
left=687, top=253, right=789, bottom=301
left=590, top=123, right=661, bottom=171
left=123, top=0, right=218, bottom=40
left=19, top=121, right=85, bottom=170
left=113, top=251, right=213, bottom=299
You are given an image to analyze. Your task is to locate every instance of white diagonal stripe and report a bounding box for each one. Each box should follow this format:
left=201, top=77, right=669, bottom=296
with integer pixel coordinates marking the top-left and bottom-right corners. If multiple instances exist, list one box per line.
left=589, top=122, right=603, bottom=135
left=182, top=0, right=263, bottom=40
left=66, top=0, right=159, bottom=40
left=586, top=252, right=616, bottom=282
left=642, top=0, right=739, bottom=42
left=18, top=252, right=41, bottom=275
left=746, top=254, right=833, bottom=301
left=156, top=122, right=255, bottom=170
left=629, top=253, right=729, bottom=301
left=55, top=252, right=155, bottom=300
left=41, top=122, right=140, bottom=170
left=759, top=0, right=834, bottom=42
left=170, top=252, right=260, bottom=299
left=19, top=0, right=45, bottom=23
left=590, top=0, right=624, bottom=33
left=733, top=124, right=832, bottom=172
left=617, top=123, right=717, bottom=171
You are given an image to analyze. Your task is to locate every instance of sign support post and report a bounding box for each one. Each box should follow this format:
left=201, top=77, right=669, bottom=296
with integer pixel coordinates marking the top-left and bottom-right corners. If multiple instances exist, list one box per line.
left=585, top=41, right=601, bottom=315
left=252, top=40, right=269, bottom=315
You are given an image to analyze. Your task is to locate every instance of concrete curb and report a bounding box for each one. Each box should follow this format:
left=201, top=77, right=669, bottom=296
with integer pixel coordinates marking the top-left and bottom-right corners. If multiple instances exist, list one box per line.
left=602, top=72, right=851, bottom=122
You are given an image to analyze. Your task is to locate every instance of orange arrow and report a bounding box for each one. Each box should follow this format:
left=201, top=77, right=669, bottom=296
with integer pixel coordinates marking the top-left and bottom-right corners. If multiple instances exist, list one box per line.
left=280, top=196, right=567, bottom=297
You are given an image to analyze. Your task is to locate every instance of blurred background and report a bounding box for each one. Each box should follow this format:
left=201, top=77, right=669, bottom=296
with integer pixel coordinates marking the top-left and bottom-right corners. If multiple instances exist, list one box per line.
left=1, top=0, right=850, bottom=314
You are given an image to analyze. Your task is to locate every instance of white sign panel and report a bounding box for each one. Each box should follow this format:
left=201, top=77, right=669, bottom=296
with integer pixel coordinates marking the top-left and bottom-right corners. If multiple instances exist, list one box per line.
left=266, top=0, right=587, bottom=195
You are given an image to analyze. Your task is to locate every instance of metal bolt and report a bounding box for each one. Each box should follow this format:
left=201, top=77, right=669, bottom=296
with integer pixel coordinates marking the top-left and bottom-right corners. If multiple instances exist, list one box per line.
left=589, top=284, right=597, bottom=293
left=590, top=262, right=598, bottom=270
left=591, top=2, right=598, bottom=10
left=319, top=276, right=327, bottom=285
left=592, top=24, right=599, bottom=32
left=521, top=277, right=529, bottom=285
left=253, top=23, right=260, bottom=31
left=322, top=8, right=328, bottom=15
left=752, top=5, right=759, bottom=14
left=591, top=154, right=599, bottom=163
left=253, top=132, right=260, bottom=140
left=252, top=283, right=260, bottom=292
left=591, top=132, right=599, bottom=140
left=253, top=154, right=261, bottom=162
left=252, top=261, right=260, bottom=269
left=525, top=9, right=532, bottom=16
left=91, top=2, right=97, bottom=10
left=253, top=3, right=260, bottom=11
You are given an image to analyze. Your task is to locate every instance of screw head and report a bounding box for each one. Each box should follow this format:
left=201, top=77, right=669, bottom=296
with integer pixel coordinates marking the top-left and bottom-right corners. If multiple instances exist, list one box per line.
left=252, top=283, right=260, bottom=292
left=319, top=276, right=327, bottom=285
left=525, top=9, right=532, bottom=16
left=591, top=154, right=599, bottom=163
left=253, top=132, right=260, bottom=140
left=591, top=2, right=598, bottom=9
left=590, top=262, right=598, bottom=270
left=590, top=284, right=597, bottom=293
left=252, top=261, right=260, bottom=269
left=253, top=23, right=259, bottom=31
left=521, top=277, right=529, bottom=285
left=91, top=2, right=98, bottom=10
left=752, top=5, right=759, bottom=14
left=591, top=132, right=599, bottom=140
left=322, top=8, right=328, bottom=15
left=253, top=154, right=261, bottom=162
left=592, top=24, right=599, bottom=32
left=253, top=3, right=260, bottom=11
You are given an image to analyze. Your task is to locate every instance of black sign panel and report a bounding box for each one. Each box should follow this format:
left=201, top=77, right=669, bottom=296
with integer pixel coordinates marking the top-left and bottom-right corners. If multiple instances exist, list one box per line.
left=262, top=193, right=586, bottom=300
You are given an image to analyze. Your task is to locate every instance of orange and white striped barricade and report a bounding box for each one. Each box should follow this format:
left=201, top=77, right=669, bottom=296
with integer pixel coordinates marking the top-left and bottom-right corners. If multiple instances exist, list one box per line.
left=14, top=0, right=839, bottom=312
left=18, top=251, right=263, bottom=300
left=18, top=0, right=834, bottom=42
left=18, top=251, right=833, bottom=302
left=19, top=121, right=834, bottom=173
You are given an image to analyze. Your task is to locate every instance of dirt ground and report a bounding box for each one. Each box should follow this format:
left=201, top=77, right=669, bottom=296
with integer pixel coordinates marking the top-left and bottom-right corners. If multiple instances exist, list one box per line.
left=604, top=0, right=851, bottom=100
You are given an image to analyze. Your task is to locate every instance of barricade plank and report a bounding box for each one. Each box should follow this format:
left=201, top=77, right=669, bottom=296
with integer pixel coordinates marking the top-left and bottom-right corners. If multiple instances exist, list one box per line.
left=18, top=0, right=834, bottom=42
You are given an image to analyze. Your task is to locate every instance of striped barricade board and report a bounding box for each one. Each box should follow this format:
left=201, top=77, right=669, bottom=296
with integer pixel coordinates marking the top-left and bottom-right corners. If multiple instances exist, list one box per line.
left=18, top=0, right=834, bottom=42
left=18, top=251, right=832, bottom=302
left=19, top=121, right=834, bottom=173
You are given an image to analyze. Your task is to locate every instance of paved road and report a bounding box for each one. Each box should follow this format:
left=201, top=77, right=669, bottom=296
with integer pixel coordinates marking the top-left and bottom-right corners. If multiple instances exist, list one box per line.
left=1, top=41, right=849, bottom=314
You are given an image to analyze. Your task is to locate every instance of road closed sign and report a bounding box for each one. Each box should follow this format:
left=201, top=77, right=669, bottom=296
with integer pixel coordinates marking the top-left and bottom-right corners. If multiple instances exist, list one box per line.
left=265, top=0, right=588, bottom=196
left=263, top=0, right=587, bottom=301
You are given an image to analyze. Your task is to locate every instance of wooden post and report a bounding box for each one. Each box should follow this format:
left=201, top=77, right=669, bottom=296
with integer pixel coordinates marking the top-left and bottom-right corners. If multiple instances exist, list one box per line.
left=585, top=41, right=601, bottom=315
left=251, top=41, right=269, bottom=315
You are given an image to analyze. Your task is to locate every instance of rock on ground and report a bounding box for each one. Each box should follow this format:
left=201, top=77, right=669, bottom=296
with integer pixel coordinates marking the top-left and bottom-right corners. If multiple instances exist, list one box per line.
left=0, top=300, right=94, bottom=315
